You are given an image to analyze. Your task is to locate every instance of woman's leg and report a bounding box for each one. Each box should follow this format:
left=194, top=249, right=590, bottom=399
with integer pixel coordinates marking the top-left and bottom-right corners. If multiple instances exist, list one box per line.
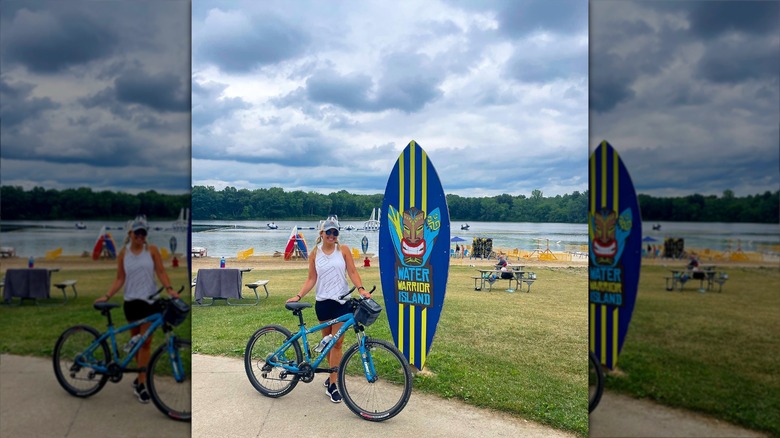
left=135, top=322, right=153, bottom=384
left=327, top=322, right=345, bottom=384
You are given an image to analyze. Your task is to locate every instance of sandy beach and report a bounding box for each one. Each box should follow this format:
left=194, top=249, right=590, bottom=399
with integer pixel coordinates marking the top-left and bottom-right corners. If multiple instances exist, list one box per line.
left=4, top=249, right=777, bottom=273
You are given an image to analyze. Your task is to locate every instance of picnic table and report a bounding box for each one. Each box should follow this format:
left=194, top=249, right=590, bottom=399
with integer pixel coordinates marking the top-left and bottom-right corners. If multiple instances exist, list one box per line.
left=664, top=266, right=727, bottom=292
left=2, top=268, right=74, bottom=305
left=473, top=268, right=536, bottom=293
left=194, top=268, right=260, bottom=305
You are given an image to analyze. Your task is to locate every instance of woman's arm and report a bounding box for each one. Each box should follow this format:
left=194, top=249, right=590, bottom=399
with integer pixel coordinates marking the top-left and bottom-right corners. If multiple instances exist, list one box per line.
left=150, top=245, right=178, bottom=298
left=287, top=251, right=318, bottom=302
left=342, top=245, right=370, bottom=298
left=96, top=249, right=126, bottom=302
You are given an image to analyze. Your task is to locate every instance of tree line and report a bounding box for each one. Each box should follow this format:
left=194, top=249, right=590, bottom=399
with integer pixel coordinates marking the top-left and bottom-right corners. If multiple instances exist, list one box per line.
left=191, top=186, right=589, bottom=223
left=638, top=190, right=779, bottom=223
left=3, top=185, right=776, bottom=224
left=0, top=186, right=190, bottom=220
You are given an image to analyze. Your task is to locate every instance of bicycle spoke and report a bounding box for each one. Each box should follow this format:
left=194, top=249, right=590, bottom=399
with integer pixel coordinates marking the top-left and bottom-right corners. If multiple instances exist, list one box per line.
left=52, top=326, right=110, bottom=397
left=339, top=339, right=412, bottom=421
left=244, top=325, right=302, bottom=398
left=148, top=339, right=191, bottom=422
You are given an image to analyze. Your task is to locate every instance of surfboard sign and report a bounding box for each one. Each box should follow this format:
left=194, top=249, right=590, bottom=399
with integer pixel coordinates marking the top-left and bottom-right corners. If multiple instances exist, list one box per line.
left=379, top=140, right=450, bottom=371
left=589, top=140, right=642, bottom=370
left=361, top=236, right=369, bottom=254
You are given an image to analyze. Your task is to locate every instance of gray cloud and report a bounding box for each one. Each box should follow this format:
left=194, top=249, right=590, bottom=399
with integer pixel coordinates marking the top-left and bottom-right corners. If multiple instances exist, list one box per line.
left=688, top=1, right=780, bottom=39
left=0, top=78, right=60, bottom=128
left=1, top=7, right=119, bottom=73
left=589, top=0, right=779, bottom=197
left=194, top=8, right=310, bottom=73
left=0, top=1, right=191, bottom=194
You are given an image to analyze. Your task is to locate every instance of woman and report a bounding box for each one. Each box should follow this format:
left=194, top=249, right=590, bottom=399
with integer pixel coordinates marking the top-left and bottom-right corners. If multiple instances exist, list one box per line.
left=94, top=215, right=179, bottom=404
left=286, top=217, right=370, bottom=403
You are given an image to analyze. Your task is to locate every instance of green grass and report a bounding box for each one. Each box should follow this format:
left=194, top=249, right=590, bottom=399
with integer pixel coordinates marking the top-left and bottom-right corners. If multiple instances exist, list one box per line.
left=192, top=265, right=588, bottom=436
left=604, top=265, right=780, bottom=436
left=0, top=267, right=191, bottom=357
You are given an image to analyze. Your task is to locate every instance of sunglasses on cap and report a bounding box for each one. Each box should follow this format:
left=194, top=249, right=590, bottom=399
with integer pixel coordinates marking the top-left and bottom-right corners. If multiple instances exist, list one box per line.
left=325, top=229, right=339, bottom=237
left=134, top=229, right=147, bottom=237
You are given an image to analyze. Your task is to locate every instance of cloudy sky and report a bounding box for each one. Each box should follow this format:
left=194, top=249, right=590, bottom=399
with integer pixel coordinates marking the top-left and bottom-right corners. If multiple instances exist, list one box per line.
left=590, top=0, right=780, bottom=197
left=192, top=0, right=588, bottom=198
left=0, top=0, right=190, bottom=194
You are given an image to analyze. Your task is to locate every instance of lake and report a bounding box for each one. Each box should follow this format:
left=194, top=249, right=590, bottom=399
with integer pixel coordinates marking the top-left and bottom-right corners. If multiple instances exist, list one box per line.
left=0, top=220, right=188, bottom=259
left=2, top=219, right=776, bottom=260
left=190, top=220, right=589, bottom=258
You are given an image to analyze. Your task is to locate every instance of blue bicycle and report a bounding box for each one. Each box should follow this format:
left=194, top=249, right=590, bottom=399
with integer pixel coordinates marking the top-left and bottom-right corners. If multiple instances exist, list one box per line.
left=244, top=286, right=412, bottom=422
left=52, top=286, right=191, bottom=421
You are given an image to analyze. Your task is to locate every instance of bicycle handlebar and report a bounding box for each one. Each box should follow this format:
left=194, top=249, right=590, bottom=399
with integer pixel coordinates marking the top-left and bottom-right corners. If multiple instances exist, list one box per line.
left=338, top=285, right=377, bottom=301
left=148, top=285, right=185, bottom=301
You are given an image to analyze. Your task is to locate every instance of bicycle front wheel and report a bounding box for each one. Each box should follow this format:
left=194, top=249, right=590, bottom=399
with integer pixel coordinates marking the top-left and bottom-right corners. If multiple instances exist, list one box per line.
left=147, top=338, right=191, bottom=422
left=589, top=351, right=605, bottom=413
left=244, top=325, right=302, bottom=398
left=338, top=338, right=412, bottom=421
left=52, top=325, right=110, bottom=397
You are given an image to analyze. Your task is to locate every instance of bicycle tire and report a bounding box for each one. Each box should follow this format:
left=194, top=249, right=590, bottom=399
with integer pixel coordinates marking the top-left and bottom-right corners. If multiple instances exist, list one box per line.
left=52, top=325, right=110, bottom=397
left=338, top=338, right=412, bottom=421
left=147, top=338, right=191, bottom=422
left=589, top=351, right=605, bottom=413
left=244, top=325, right=303, bottom=398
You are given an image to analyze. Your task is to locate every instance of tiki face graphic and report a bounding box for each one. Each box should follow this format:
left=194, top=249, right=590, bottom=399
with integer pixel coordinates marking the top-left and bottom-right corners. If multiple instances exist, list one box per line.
left=592, top=209, right=618, bottom=263
left=402, top=207, right=426, bottom=264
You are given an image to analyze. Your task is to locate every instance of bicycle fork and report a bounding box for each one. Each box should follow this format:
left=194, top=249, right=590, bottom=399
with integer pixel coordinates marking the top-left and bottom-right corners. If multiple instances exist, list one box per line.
left=357, top=332, right=378, bottom=383
left=165, top=334, right=186, bottom=383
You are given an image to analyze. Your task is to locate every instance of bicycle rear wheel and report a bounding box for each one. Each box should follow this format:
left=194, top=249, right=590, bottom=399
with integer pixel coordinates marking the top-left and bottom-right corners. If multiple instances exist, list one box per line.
left=338, top=338, right=412, bottom=421
left=244, top=325, right=302, bottom=397
left=52, top=325, right=110, bottom=397
left=147, top=337, right=191, bottom=422
left=589, top=351, right=605, bottom=413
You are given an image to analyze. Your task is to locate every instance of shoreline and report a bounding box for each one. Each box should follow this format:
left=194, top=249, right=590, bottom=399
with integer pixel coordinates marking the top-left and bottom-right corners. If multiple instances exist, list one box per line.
left=2, top=249, right=776, bottom=273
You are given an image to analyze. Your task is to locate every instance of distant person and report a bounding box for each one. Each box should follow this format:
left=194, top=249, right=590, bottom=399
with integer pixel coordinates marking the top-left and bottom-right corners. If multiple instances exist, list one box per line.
left=286, top=217, right=371, bottom=403
left=497, top=254, right=508, bottom=268
left=94, top=215, right=179, bottom=404
left=455, top=244, right=460, bottom=255
left=363, top=256, right=371, bottom=268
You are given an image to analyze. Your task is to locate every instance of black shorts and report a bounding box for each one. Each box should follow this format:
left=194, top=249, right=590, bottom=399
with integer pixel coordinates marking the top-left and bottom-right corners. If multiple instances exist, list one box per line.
left=123, top=299, right=160, bottom=322
left=315, top=299, right=352, bottom=322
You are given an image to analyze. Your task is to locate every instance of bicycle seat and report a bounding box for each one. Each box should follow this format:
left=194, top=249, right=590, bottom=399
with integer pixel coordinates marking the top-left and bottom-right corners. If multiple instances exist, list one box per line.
left=285, top=302, right=312, bottom=311
left=93, top=302, right=121, bottom=311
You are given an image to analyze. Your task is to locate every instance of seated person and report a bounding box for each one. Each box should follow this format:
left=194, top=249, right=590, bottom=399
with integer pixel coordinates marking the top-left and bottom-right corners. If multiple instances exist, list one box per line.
left=500, top=266, right=513, bottom=279
left=496, top=254, right=508, bottom=269
left=687, top=254, right=705, bottom=279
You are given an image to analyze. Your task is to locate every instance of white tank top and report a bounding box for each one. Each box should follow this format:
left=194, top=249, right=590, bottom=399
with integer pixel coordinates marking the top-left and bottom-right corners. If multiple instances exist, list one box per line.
left=123, top=244, right=157, bottom=303
left=315, top=244, right=349, bottom=304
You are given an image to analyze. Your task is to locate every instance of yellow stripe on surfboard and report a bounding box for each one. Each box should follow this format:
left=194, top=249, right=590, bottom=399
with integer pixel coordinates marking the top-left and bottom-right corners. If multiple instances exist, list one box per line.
left=398, top=149, right=405, bottom=356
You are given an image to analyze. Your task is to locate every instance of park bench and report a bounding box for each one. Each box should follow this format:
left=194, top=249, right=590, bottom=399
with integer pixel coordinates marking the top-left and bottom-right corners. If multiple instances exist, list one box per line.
left=53, top=280, right=78, bottom=303
left=245, top=280, right=270, bottom=300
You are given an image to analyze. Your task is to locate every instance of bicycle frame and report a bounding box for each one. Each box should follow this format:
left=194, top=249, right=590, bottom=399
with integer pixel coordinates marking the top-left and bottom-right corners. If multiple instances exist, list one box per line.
left=75, top=311, right=185, bottom=382
left=269, top=312, right=377, bottom=381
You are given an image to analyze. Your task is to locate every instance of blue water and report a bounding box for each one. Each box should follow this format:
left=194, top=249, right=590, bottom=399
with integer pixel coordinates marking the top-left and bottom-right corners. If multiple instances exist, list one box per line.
left=2, top=219, right=776, bottom=259
left=189, top=220, right=589, bottom=258
left=0, top=220, right=188, bottom=258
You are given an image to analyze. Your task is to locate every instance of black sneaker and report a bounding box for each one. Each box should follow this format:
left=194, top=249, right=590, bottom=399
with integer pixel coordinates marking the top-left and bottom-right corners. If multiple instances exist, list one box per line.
left=132, top=378, right=139, bottom=390
left=134, top=382, right=150, bottom=404
left=323, top=377, right=330, bottom=388
left=327, top=383, right=342, bottom=403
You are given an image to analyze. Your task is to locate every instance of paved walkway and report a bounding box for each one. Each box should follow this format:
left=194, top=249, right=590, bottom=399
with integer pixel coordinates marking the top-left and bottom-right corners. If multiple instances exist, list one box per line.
left=0, top=354, right=189, bottom=438
left=192, top=353, right=577, bottom=438
left=589, top=390, right=767, bottom=437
